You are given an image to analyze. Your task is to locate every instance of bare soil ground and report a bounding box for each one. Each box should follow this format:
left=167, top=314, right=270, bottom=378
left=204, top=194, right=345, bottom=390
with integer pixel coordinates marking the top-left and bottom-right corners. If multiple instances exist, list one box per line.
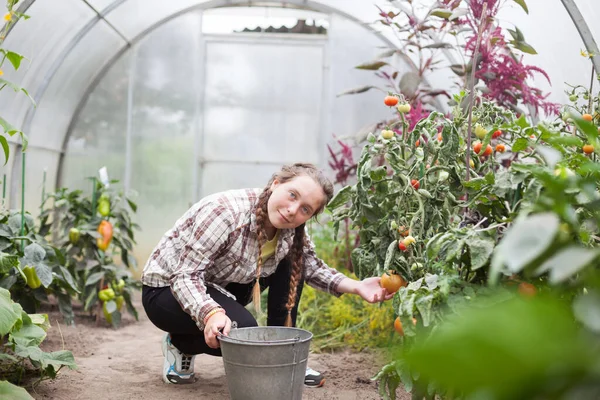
left=29, top=293, right=410, bottom=400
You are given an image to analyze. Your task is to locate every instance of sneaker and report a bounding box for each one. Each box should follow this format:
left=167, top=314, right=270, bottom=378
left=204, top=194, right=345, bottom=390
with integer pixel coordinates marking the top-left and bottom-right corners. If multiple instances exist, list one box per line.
left=162, top=333, right=196, bottom=384
left=304, top=366, right=325, bottom=388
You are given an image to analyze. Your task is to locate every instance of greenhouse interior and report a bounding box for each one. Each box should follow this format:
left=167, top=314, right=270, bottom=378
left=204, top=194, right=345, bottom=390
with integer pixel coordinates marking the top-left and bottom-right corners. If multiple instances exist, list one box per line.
left=1, top=0, right=600, bottom=399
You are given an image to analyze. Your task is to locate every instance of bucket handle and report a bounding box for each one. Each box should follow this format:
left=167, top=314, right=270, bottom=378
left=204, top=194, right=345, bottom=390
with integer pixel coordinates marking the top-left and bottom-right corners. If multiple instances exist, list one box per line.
left=217, top=332, right=302, bottom=345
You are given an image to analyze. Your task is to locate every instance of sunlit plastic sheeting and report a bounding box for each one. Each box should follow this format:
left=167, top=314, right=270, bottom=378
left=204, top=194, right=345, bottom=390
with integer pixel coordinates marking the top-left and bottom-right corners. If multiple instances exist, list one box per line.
left=28, top=22, right=127, bottom=151
left=497, top=0, right=599, bottom=107
left=200, top=162, right=283, bottom=198
left=327, top=13, right=404, bottom=143
left=86, top=0, right=118, bottom=13
left=0, top=0, right=96, bottom=146
left=10, top=148, right=59, bottom=214
left=202, top=39, right=324, bottom=164
left=127, top=13, right=200, bottom=258
left=104, top=0, right=200, bottom=41
left=61, top=51, right=131, bottom=192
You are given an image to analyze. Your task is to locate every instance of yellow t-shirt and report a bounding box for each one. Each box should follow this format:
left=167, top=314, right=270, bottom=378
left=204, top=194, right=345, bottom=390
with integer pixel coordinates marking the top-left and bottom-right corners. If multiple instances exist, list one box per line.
left=260, top=230, right=279, bottom=263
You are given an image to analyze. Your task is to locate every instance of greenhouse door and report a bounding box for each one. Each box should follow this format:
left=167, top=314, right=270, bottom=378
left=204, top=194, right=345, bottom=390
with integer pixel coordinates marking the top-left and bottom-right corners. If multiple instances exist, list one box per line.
left=195, top=34, right=329, bottom=199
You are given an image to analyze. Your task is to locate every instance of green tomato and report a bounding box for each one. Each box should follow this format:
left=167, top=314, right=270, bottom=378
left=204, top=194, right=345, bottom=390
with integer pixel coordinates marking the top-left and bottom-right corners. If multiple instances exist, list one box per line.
left=569, top=94, right=578, bottom=102
left=397, top=104, right=411, bottom=113
left=474, top=124, right=488, bottom=139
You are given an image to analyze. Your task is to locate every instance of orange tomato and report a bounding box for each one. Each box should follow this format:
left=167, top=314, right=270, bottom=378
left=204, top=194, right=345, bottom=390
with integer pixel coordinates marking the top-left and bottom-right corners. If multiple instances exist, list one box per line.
left=394, top=317, right=417, bottom=336
left=437, top=133, right=443, bottom=142
left=495, top=143, right=506, bottom=153
left=380, top=271, right=407, bottom=293
left=518, top=282, right=537, bottom=298
left=473, top=142, right=482, bottom=154
left=384, top=96, right=399, bottom=107
left=394, top=317, right=404, bottom=335
left=483, top=144, right=493, bottom=156
left=397, top=226, right=410, bottom=237
left=582, top=113, right=593, bottom=122
left=415, top=139, right=420, bottom=147
left=583, top=144, right=594, bottom=154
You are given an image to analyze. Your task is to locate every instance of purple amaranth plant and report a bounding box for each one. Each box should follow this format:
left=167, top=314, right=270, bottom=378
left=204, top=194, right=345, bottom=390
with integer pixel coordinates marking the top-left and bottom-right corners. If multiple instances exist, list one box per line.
left=463, top=0, right=559, bottom=115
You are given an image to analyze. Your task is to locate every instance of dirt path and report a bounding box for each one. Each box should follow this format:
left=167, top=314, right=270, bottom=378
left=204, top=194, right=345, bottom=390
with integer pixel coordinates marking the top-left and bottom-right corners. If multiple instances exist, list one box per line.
left=31, top=293, right=409, bottom=400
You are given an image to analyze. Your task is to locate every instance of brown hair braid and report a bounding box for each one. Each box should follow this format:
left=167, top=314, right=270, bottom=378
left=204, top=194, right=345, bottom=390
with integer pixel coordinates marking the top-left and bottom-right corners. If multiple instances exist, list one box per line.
left=252, top=163, right=334, bottom=324
left=252, top=187, right=272, bottom=314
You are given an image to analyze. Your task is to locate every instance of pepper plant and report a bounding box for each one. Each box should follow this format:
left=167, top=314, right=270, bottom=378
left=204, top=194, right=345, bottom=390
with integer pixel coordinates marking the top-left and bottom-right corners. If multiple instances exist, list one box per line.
left=39, top=179, right=140, bottom=328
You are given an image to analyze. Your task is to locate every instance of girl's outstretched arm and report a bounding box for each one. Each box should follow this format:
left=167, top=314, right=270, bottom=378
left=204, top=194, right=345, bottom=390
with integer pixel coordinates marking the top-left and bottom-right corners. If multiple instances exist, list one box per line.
left=336, top=276, right=395, bottom=303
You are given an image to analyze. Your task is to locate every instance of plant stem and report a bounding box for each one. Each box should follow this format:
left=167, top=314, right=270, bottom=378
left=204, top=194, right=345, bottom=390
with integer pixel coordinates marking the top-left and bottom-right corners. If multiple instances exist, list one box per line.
left=465, top=3, right=488, bottom=184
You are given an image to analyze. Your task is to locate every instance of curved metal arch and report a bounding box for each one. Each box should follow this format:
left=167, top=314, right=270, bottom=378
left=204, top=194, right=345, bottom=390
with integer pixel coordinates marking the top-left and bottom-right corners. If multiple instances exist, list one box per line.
left=4, top=0, right=600, bottom=204
left=55, top=0, right=413, bottom=190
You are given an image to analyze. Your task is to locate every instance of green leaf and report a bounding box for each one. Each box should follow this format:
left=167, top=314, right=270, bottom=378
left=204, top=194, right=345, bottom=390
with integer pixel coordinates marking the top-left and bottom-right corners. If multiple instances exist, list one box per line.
left=430, top=9, right=452, bottom=19
left=0, top=136, right=9, bottom=165
left=0, top=252, right=19, bottom=274
left=0, top=116, right=20, bottom=135
left=34, top=263, right=53, bottom=288
left=5, top=51, right=25, bottom=70
left=573, top=291, right=600, bottom=333
left=23, top=243, right=46, bottom=264
left=0, top=381, right=34, bottom=400
left=14, top=346, right=77, bottom=371
left=535, top=246, right=600, bottom=283
left=399, top=72, right=421, bottom=98
left=402, top=296, right=593, bottom=398
left=467, top=236, right=495, bottom=270
left=85, top=271, right=105, bottom=287
left=0, top=288, right=21, bottom=336
left=494, top=213, right=559, bottom=274
left=512, top=0, right=529, bottom=14
left=535, top=145, right=562, bottom=169
left=569, top=112, right=599, bottom=146
left=337, top=85, right=378, bottom=97
left=512, top=41, right=537, bottom=54
left=126, top=198, right=138, bottom=213
left=11, top=320, right=47, bottom=347
left=29, top=313, right=50, bottom=332
left=512, top=137, right=529, bottom=152
left=515, top=114, right=530, bottom=129
left=328, top=185, right=354, bottom=211
left=355, top=61, right=388, bottom=70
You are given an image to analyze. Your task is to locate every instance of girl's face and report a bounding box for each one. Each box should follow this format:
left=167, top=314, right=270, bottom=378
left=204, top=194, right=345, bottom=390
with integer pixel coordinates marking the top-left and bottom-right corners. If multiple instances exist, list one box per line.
left=266, top=175, right=326, bottom=230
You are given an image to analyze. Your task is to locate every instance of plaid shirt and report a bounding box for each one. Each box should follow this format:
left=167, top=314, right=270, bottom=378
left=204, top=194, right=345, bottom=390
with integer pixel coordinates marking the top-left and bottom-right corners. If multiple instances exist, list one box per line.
left=142, top=188, right=346, bottom=330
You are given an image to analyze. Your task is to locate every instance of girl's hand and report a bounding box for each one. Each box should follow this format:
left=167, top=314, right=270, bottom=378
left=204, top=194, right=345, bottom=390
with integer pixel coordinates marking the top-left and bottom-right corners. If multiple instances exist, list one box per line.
left=356, top=277, right=395, bottom=303
left=204, top=312, right=231, bottom=349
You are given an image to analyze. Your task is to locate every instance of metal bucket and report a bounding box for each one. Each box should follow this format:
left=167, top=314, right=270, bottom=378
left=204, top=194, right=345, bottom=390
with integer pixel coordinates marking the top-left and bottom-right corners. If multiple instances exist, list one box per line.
left=218, top=326, right=313, bottom=400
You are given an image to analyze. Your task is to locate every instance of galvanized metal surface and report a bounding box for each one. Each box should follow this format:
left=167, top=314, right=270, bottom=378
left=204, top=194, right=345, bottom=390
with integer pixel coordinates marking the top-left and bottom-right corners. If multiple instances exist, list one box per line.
left=218, top=326, right=313, bottom=400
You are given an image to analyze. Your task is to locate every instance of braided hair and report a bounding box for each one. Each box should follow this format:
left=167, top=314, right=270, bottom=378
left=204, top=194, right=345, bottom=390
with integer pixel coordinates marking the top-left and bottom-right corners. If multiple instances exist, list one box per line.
left=252, top=163, right=334, bottom=326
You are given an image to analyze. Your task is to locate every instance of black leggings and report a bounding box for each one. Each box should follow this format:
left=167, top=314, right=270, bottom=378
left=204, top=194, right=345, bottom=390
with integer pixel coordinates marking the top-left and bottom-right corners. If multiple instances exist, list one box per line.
left=142, top=259, right=304, bottom=356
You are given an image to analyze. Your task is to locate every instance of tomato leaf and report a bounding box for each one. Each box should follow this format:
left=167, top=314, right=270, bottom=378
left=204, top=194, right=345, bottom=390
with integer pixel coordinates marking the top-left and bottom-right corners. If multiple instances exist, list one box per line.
left=490, top=213, right=559, bottom=276
left=467, top=236, right=495, bottom=270
left=535, top=246, right=600, bottom=283
left=511, top=137, right=529, bottom=152
left=573, top=291, right=600, bottom=334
